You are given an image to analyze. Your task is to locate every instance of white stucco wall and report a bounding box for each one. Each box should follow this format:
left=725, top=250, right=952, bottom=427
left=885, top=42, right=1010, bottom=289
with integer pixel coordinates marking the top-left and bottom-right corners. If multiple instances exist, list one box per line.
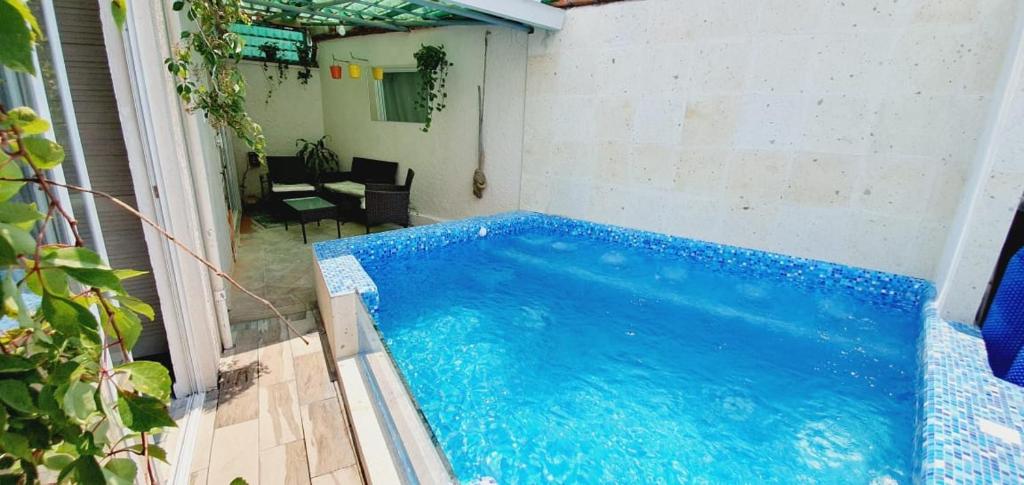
left=317, top=27, right=527, bottom=221
left=935, top=9, right=1024, bottom=323
left=520, top=0, right=1019, bottom=279
left=233, top=61, right=325, bottom=199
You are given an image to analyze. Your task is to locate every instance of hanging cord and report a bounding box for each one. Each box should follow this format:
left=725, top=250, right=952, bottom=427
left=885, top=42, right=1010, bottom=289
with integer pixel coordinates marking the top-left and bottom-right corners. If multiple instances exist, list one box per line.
left=473, top=32, right=490, bottom=199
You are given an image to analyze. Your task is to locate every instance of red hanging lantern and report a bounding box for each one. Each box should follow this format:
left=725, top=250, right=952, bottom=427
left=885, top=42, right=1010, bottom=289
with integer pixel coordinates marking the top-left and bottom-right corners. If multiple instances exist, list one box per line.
left=329, top=64, right=343, bottom=80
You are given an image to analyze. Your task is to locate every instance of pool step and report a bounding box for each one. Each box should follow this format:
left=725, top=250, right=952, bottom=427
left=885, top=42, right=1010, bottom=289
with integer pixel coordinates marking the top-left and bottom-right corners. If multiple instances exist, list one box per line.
left=336, top=353, right=454, bottom=485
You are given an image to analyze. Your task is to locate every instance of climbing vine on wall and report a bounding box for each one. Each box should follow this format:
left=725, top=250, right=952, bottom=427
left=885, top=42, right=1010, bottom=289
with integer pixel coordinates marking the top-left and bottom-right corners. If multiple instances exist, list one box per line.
left=165, top=0, right=267, bottom=162
left=414, top=44, right=453, bottom=133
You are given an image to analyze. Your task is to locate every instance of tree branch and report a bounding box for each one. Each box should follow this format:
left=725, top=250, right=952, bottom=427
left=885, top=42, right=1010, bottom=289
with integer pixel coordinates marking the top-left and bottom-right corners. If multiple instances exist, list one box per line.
left=2, top=177, right=310, bottom=345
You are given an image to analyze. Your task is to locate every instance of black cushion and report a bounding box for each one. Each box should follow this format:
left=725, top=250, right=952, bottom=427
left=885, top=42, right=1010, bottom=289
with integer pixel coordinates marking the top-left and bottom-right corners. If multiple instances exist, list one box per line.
left=267, top=156, right=309, bottom=185
left=351, top=157, right=398, bottom=184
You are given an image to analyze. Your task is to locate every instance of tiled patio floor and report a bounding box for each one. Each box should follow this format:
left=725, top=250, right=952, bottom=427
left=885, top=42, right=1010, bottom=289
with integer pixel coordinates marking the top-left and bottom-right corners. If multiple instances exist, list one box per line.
left=227, top=215, right=399, bottom=323
left=188, top=314, right=364, bottom=485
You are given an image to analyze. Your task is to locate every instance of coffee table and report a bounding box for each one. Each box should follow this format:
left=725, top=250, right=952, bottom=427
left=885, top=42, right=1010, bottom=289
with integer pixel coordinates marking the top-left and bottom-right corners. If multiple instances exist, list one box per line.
left=283, top=196, right=340, bottom=244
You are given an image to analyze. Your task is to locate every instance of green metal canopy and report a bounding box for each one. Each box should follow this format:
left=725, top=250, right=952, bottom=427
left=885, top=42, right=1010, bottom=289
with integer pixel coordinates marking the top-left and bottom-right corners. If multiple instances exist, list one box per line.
left=240, top=0, right=560, bottom=33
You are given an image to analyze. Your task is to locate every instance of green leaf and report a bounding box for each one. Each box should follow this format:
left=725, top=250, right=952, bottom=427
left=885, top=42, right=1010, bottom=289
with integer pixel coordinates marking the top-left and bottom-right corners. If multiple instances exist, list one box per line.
left=110, top=0, right=126, bottom=30
left=0, top=379, right=34, bottom=413
left=116, top=295, right=155, bottom=321
left=112, top=269, right=148, bottom=281
left=0, top=159, right=26, bottom=203
left=27, top=267, right=69, bottom=296
left=2, top=273, right=31, bottom=328
left=2, top=107, right=49, bottom=135
left=45, top=247, right=110, bottom=270
left=0, top=354, right=34, bottom=373
left=62, top=380, right=97, bottom=421
left=3, top=0, right=40, bottom=36
left=128, top=443, right=167, bottom=463
left=20, top=136, right=65, bottom=169
left=100, top=305, right=141, bottom=351
left=0, top=201, right=41, bottom=230
left=42, top=449, right=76, bottom=471
left=116, top=393, right=175, bottom=432
left=40, top=293, right=97, bottom=336
left=230, top=479, right=250, bottom=485
left=103, top=458, right=136, bottom=485
left=116, top=361, right=170, bottom=402
left=172, top=1, right=185, bottom=11
left=72, top=456, right=105, bottom=484
left=62, top=267, right=124, bottom=293
left=0, top=0, right=36, bottom=74
left=0, top=221, right=36, bottom=258
left=0, top=431, right=30, bottom=460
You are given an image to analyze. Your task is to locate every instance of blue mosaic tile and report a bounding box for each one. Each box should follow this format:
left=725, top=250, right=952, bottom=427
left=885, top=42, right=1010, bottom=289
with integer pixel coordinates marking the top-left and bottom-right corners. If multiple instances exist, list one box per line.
left=917, top=304, right=1024, bottom=484
left=314, top=211, right=931, bottom=311
left=313, top=211, right=1024, bottom=482
left=316, top=255, right=379, bottom=310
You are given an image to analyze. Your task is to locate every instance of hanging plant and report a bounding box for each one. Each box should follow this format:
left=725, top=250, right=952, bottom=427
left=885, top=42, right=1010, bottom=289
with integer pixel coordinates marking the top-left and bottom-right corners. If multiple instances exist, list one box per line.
left=413, top=44, right=453, bottom=133
left=296, top=40, right=314, bottom=86
left=166, top=0, right=266, bottom=162
left=257, top=43, right=287, bottom=104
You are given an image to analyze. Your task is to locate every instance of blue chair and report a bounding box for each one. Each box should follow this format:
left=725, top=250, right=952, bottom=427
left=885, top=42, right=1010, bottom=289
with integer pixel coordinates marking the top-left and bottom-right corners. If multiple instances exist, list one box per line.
left=982, top=247, right=1024, bottom=385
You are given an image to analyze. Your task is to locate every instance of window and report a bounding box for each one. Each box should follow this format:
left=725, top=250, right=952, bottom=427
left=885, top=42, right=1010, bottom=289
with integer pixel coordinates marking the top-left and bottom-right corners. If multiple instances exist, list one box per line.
left=372, top=70, right=427, bottom=124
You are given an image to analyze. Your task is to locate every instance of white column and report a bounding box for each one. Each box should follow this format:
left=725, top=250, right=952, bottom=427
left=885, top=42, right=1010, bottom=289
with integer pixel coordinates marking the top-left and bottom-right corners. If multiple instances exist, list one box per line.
left=98, top=0, right=222, bottom=395
left=934, top=10, right=1024, bottom=323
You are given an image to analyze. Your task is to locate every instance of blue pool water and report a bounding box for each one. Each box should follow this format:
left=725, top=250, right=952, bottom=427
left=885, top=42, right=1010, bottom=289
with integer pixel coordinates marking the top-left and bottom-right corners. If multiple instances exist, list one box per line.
left=364, top=228, right=921, bottom=484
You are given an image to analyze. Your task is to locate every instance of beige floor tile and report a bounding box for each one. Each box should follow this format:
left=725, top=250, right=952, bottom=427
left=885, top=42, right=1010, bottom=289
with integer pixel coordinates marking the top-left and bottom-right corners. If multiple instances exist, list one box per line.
left=310, top=465, right=362, bottom=485
left=260, top=440, right=312, bottom=485
left=290, top=332, right=322, bottom=358
left=189, top=469, right=208, bottom=485
left=293, top=352, right=334, bottom=406
left=207, top=419, right=259, bottom=485
left=215, top=376, right=259, bottom=428
left=191, top=392, right=220, bottom=472
left=301, top=398, right=357, bottom=476
left=259, top=381, right=303, bottom=450
left=258, top=338, right=295, bottom=385
left=227, top=218, right=399, bottom=323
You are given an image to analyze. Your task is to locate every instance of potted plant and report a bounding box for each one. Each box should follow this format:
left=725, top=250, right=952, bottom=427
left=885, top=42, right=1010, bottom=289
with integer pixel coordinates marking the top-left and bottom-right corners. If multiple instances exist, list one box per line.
left=414, top=44, right=453, bottom=132
left=296, top=136, right=340, bottom=183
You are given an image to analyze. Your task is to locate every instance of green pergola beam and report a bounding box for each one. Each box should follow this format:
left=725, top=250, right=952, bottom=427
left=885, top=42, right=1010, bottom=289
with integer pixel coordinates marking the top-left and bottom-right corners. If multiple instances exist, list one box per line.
left=245, top=0, right=409, bottom=31
left=325, top=0, right=425, bottom=23
left=400, top=0, right=528, bottom=31
left=242, top=0, right=536, bottom=31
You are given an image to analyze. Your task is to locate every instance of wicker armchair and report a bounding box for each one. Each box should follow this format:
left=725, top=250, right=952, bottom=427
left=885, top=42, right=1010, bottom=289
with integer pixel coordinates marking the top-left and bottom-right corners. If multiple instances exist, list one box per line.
left=363, top=169, right=415, bottom=234
left=362, top=168, right=413, bottom=233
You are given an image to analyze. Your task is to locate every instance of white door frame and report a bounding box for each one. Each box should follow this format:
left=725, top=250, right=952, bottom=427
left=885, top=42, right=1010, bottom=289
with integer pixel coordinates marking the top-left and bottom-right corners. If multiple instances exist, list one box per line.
left=98, top=0, right=223, bottom=395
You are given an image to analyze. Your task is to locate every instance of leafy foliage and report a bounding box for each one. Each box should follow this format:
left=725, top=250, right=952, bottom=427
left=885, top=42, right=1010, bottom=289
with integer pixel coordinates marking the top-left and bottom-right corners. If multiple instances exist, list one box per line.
left=0, top=1, right=173, bottom=482
left=166, top=0, right=267, bottom=163
left=413, top=44, right=453, bottom=133
left=295, top=136, right=340, bottom=184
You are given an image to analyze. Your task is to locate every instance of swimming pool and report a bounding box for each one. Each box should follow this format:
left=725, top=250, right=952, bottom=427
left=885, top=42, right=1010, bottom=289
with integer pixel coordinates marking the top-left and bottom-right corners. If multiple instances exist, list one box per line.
left=317, top=212, right=932, bottom=483
left=365, top=231, right=920, bottom=483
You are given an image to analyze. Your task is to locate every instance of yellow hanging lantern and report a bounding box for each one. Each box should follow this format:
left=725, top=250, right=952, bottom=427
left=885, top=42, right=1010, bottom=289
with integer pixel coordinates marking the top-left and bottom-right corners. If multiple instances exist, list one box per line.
left=348, top=64, right=362, bottom=79
left=372, top=67, right=384, bottom=81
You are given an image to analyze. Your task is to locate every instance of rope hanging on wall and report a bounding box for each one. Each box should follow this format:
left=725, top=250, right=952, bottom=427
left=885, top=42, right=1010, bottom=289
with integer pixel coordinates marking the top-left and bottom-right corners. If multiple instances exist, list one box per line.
left=473, top=32, right=490, bottom=199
